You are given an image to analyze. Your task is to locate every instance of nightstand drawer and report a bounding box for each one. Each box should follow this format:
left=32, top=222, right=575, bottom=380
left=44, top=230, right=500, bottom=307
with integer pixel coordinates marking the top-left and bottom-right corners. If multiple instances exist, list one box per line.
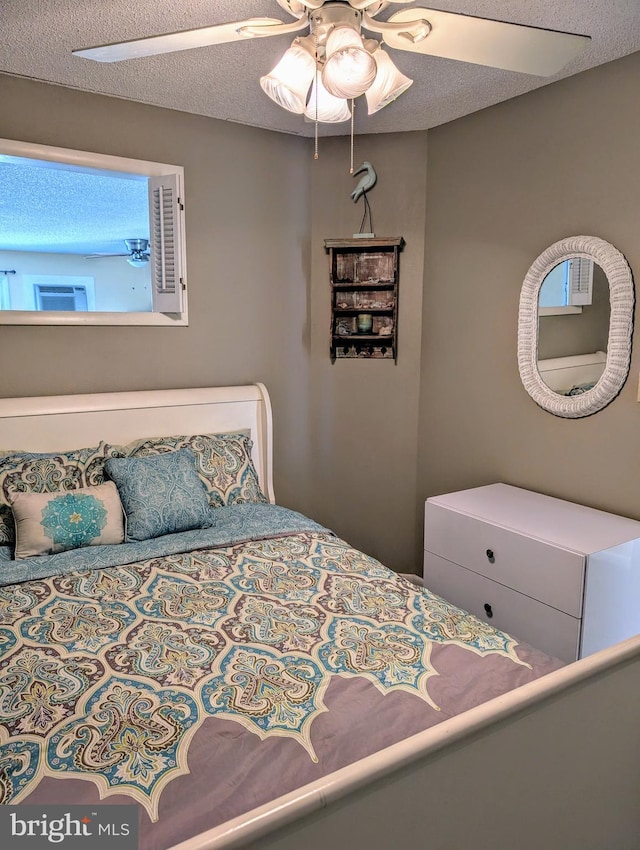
left=423, top=552, right=580, bottom=663
left=425, top=502, right=585, bottom=616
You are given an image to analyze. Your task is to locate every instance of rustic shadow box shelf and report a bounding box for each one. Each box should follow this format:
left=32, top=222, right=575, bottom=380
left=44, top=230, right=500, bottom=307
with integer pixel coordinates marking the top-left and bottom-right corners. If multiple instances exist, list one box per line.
left=325, top=236, right=404, bottom=362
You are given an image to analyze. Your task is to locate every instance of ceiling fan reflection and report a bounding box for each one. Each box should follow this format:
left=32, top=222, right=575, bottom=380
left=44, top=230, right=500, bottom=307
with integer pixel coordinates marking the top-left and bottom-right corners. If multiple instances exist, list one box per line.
left=84, top=238, right=150, bottom=267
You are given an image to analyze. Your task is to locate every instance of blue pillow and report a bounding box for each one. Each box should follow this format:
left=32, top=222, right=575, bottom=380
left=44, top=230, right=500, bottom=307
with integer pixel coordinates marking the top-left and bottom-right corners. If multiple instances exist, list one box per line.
left=104, top=449, right=212, bottom=541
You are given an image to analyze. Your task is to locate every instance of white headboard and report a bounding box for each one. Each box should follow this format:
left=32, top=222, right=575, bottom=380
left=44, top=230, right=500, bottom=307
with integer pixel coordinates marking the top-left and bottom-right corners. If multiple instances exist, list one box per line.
left=0, top=384, right=275, bottom=503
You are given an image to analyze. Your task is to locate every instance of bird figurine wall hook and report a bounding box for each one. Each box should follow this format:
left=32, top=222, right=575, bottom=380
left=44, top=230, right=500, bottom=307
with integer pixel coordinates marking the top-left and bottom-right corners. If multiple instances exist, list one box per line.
left=351, top=161, right=377, bottom=203
left=351, top=161, right=377, bottom=238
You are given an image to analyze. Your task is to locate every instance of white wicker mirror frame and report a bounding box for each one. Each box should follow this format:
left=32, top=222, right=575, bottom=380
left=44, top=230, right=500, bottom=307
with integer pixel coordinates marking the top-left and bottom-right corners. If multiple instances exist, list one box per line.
left=518, top=235, right=634, bottom=418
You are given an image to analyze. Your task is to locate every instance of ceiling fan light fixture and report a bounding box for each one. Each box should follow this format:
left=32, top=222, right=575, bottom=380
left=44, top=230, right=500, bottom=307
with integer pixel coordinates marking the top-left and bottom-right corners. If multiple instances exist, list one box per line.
left=260, top=39, right=316, bottom=113
left=321, top=24, right=377, bottom=99
left=365, top=46, right=413, bottom=114
left=73, top=3, right=593, bottom=125
left=127, top=255, right=149, bottom=268
left=123, top=238, right=150, bottom=267
left=303, top=74, right=351, bottom=123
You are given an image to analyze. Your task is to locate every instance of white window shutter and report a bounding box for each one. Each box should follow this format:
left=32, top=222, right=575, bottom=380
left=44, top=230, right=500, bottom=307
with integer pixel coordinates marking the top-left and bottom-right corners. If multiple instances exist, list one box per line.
left=149, top=174, right=183, bottom=313
left=568, top=257, right=594, bottom=306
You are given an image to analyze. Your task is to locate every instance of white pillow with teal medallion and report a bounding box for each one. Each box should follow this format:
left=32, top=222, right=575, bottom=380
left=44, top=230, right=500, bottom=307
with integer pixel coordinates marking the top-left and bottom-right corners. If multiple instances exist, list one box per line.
left=0, top=442, right=124, bottom=547
left=11, top=481, right=125, bottom=559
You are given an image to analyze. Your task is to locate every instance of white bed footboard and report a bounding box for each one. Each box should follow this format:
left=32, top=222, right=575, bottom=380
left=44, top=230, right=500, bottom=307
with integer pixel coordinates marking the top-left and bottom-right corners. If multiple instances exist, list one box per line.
left=174, top=634, right=640, bottom=850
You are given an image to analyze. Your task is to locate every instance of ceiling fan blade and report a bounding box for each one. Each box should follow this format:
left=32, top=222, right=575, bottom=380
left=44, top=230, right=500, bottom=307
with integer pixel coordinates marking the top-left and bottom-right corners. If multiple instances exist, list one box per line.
left=84, top=253, right=130, bottom=259
left=380, top=8, right=590, bottom=76
left=275, top=0, right=309, bottom=17
left=73, top=17, right=306, bottom=63
left=276, top=0, right=324, bottom=11
left=349, top=0, right=414, bottom=9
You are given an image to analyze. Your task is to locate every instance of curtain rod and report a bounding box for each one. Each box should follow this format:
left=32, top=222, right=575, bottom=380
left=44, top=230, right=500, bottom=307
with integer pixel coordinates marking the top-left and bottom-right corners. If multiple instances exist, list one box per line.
left=0, top=270, right=16, bottom=274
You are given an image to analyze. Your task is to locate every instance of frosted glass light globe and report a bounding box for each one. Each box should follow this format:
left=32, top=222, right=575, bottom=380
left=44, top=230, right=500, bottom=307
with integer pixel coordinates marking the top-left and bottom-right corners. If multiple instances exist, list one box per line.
left=365, top=47, right=413, bottom=114
left=322, top=25, right=377, bottom=100
left=260, top=41, right=316, bottom=113
left=303, top=75, right=351, bottom=123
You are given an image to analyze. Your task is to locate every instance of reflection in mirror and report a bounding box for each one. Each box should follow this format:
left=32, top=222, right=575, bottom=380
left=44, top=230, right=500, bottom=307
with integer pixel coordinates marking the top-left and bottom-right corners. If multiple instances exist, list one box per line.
left=538, top=257, right=593, bottom=312
left=537, top=259, right=610, bottom=395
left=0, top=155, right=152, bottom=313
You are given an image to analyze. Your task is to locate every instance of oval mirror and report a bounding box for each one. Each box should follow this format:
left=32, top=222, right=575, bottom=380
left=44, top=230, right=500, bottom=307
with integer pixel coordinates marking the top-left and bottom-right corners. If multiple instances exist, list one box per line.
left=518, top=236, right=634, bottom=417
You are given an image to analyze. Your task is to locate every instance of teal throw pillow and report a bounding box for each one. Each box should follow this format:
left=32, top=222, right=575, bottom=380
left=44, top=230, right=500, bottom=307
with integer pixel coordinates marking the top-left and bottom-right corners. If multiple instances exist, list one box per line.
left=126, top=432, right=268, bottom=508
left=105, top=449, right=212, bottom=541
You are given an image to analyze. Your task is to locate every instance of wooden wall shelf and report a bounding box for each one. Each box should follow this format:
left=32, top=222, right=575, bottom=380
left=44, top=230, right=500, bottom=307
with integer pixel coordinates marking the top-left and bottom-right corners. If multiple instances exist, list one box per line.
left=325, top=237, right=404, bottom=362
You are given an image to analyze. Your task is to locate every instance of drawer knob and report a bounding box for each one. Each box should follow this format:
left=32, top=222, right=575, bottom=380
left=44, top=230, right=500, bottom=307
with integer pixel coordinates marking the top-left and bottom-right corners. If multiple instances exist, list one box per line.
left=486, top=549, right=495, bottom=563
left=484, top=603, right=494, bottom=618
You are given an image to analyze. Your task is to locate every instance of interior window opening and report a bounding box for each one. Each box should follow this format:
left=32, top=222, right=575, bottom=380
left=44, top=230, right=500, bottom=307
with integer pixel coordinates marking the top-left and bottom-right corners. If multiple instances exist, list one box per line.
left=0, top=139, right=187, bottom=326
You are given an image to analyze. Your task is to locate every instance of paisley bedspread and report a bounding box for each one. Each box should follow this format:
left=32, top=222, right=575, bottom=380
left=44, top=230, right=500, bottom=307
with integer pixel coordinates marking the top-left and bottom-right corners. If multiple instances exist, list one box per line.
left=0, top=506, right=562, bottom=849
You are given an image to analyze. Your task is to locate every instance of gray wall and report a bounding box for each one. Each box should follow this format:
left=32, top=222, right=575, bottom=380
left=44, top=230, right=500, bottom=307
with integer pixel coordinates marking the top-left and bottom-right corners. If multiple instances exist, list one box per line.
left=3, top=48, right=640, bottom=577
left=417, top=51, right=640, bottom=563
left=308, top=132, right=427, bottom=571
left=0, top=75, right=427, bottom=572
left=0, top=74, right=312, bottom=513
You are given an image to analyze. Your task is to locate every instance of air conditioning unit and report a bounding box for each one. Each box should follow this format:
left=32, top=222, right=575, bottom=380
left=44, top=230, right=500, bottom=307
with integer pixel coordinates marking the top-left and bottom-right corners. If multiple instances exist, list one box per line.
left=34, top=285, right=88, bottom=312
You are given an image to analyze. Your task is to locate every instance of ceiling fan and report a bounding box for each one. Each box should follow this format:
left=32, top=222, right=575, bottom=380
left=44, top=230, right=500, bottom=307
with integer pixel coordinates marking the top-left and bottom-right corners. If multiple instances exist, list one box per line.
left=85, top=238, right=151, bottom=267
left=73, top=1, right=590, bottom=124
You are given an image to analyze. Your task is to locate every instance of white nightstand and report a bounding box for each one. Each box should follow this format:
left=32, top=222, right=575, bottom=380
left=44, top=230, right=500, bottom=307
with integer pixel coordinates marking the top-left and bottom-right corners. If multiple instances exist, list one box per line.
left=423, top=483, right=640, bottom=663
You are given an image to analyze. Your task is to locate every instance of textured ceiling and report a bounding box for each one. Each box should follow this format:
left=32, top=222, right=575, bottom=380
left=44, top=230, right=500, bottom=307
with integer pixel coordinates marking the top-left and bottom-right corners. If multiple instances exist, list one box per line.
left=0, top=157, right=149, bottom=255
left=1, top=1, right=640, bottom=138
left=0, top=155, right=149, bottom=255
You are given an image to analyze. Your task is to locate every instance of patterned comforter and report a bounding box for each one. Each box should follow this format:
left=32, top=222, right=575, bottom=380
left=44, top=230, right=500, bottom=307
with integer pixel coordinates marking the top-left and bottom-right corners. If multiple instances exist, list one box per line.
left=0, top=505, right=561, bottom=849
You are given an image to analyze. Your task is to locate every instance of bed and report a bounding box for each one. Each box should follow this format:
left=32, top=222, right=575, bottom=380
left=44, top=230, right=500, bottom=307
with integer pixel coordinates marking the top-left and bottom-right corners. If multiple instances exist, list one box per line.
left=0, top=384, right=638, bottom=850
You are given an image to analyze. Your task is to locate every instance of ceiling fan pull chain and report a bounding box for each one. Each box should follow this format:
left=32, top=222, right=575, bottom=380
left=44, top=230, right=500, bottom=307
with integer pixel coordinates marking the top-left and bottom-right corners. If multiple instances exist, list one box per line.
left=350, top=99, right=355, bottom=174
left=314, top=61, right=319, bottom=160
left=313, top=38, right=320, bottom=159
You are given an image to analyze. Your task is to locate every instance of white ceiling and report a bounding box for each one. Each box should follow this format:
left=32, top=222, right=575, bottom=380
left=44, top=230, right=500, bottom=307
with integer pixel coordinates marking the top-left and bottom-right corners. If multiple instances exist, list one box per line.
left=2, top=1, right=640, bottom=138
